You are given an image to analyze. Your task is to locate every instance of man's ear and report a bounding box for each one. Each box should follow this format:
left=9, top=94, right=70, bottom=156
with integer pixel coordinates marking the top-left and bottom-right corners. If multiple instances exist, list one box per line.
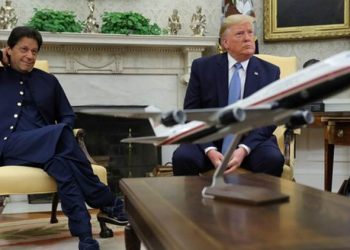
left=221, top=38, right=228, bottom=51
left=6, top=46, right=11, bottom=56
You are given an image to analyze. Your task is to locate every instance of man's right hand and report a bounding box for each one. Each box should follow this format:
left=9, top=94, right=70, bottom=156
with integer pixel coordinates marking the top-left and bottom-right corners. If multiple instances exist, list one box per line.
left=207, top=149, right=224, bottom=169
left=0, top=48, right=9, bottom=66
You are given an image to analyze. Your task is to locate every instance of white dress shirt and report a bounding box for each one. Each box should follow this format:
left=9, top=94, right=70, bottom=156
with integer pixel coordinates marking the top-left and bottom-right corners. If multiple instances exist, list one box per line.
left=205, top=53, right=251, bottom=155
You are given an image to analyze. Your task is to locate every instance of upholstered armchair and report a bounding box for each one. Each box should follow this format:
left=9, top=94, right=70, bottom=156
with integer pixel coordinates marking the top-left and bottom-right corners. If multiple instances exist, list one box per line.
left=254, top=54, right=299, bottom=180
left=0, top=61, right=108, bottom=225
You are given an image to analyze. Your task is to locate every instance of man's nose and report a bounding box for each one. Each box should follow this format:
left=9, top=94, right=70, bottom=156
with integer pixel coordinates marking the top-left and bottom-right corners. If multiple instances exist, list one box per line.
left=25, top=51, right=36, bottom=58
left=243, top=32, right=253, bottom=40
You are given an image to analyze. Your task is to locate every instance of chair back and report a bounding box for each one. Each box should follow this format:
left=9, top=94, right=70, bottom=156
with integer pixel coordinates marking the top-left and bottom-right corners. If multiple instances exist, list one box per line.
left=254, top=54, right=297, bottom=79
left=254, top=54, right=298, bottom=150
left=34, top=60, right=49, bottom=72
left=254, top=54, right=298, bottom=180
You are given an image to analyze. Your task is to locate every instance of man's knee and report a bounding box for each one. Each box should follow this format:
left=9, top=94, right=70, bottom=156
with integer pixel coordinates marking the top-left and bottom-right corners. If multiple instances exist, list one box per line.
left=172, top=145, right=206, bottom=176
left=172, top=146, right=195, bottom=176
left=267, top=150, right=284, bottom=177
left=245, top=147, right=284, bottom=177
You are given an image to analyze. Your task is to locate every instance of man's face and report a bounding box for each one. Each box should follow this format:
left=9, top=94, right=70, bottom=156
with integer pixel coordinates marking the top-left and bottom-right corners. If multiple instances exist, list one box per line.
left=7, top=37, right=39, bottom=73
left=221, top=21, right=255, bottom=62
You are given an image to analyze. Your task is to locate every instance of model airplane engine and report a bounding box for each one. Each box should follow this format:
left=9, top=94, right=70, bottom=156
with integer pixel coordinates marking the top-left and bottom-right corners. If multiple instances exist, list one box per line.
left=161, top=110, right=187, bottom=127
left=218, top=107, right=246, bottom=125
left=286, top=110, right=314, bottom=129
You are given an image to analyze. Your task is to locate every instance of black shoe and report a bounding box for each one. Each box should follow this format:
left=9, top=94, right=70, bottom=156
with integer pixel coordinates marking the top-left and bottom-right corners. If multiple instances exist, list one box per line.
left=98, top=198, right=128, bottom=226
left=97, top=210, right=128, bottom=226
left=79, top=237, right=100, bottom=250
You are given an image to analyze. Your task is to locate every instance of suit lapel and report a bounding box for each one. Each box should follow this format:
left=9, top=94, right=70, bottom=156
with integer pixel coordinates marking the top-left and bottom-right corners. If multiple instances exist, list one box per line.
left=216, top=53, right=229, bottom=107
left=244, top=56, right=260, bottom=98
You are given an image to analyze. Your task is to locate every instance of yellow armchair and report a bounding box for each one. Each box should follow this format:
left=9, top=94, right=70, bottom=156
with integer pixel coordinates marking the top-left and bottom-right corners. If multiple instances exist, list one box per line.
left=254, top=54, right=297, bottom=78
left=255, top=54, right=298, bottom=180
left=0, top=61, right=107, bottom=224
left=0, top=129, right=107, bottom=221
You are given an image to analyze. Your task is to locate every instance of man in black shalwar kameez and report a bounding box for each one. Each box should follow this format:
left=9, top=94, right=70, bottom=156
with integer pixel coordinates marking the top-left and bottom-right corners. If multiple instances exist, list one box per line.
left=0, top=26, right=126, bottom=250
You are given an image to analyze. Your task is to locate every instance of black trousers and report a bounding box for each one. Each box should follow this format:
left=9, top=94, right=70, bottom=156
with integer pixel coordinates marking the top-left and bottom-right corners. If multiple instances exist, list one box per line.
left=2, top=124, right=115, bottom=237
left=172, top=136, right=284, bottom=177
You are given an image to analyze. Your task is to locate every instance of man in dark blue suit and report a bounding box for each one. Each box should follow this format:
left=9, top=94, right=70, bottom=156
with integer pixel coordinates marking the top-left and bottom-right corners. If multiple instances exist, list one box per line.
left=172, top=15, right=284, bottom=177
left=0, top=26, right=126, bottom=250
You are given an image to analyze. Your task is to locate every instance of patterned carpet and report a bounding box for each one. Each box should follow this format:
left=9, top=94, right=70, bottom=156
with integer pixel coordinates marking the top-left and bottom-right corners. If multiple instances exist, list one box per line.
left=0, top=216, right=125, bottom=249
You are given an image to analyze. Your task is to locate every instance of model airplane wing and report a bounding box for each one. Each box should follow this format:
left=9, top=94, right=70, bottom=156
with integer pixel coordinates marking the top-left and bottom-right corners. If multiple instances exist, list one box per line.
left=122, top=120, right=211, bottom=145
left=75, top=105, right=162, bottom=120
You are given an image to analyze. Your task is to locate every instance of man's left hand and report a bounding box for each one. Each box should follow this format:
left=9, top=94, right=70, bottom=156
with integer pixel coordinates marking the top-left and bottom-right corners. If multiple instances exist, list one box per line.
left=223, top=147, right=248, bottom=175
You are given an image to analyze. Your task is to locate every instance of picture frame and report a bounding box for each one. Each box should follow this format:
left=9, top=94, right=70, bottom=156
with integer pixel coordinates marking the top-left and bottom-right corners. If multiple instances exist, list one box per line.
left=264, top=0, right=350, bottom=41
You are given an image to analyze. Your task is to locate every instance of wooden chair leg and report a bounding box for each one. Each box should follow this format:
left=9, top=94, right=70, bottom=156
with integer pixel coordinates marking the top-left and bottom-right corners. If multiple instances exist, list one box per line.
left=0, top=195, right=6, bottom=207
left=50, top=193, right=59, bottom=224
left=125, top=223, right=141, bottom=250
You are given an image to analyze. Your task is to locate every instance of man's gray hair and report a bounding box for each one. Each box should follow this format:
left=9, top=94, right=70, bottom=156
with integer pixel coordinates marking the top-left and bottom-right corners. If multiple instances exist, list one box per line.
left=219, top=14, right=255, bottom=38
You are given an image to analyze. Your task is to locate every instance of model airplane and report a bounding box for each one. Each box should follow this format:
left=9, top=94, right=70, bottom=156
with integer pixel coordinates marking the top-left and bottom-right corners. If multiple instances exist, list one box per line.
left=78, top=51, right=350, bottom=203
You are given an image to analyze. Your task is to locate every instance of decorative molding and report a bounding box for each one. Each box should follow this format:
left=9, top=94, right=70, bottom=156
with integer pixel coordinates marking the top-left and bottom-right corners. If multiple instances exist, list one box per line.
left=0, top=30, right=218, bottom=47
left=0, top=31, right=217, bottom=81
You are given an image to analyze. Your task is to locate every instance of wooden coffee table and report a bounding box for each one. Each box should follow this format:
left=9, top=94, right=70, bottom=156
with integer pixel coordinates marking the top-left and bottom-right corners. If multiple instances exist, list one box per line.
left=120, top=174, right=350, bottom=250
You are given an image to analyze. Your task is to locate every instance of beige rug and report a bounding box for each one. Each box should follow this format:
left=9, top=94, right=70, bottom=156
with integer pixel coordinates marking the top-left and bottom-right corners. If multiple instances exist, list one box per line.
left=0, top=216, right=125, bottom=249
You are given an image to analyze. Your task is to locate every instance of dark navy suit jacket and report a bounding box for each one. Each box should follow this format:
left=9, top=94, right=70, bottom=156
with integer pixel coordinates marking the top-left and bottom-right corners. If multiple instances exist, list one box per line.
left=0, top=67, right=75, bottom=158
left=184, top=52, right=280, bottom=152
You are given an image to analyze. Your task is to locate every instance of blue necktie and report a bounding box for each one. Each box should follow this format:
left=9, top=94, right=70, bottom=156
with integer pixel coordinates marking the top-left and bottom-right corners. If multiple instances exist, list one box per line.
left=222, top=62, right=242, bottom=154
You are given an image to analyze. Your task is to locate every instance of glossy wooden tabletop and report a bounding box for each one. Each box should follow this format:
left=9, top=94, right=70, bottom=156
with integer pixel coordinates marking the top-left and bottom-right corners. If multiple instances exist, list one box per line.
left=120, top=174, right=350, bottom=250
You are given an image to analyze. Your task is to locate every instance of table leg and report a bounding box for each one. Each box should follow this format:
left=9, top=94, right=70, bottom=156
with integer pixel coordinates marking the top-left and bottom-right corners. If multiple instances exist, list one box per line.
left=125, top=223, right=141, bottom=250
left=324, top=142, right=334, bottom=192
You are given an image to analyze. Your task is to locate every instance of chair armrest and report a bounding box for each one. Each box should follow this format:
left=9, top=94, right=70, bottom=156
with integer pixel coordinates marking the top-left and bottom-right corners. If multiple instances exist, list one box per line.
left=283, top=128, right=300, bottom=166
left=73, top=128, right=96, bottom=164
left=293, top=128, right=301, bottom=135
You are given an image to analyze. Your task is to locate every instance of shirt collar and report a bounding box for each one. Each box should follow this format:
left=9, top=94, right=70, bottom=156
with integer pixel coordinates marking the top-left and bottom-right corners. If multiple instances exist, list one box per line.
left=227, top=53, right=250, bottom=71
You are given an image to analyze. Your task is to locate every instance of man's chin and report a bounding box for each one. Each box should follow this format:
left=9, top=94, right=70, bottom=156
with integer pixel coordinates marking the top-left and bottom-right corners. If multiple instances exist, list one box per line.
left=19, top=66, right=34, bottom=73
left=241, top=50, right=255, bottom=58
left=244, top=48, right=255, bottom=54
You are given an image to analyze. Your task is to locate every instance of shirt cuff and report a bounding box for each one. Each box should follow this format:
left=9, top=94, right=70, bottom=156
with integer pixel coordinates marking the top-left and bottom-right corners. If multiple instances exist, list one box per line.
left=238, top=144, right=251, bottom=155
left=204, top=146, right=218, bottom=154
